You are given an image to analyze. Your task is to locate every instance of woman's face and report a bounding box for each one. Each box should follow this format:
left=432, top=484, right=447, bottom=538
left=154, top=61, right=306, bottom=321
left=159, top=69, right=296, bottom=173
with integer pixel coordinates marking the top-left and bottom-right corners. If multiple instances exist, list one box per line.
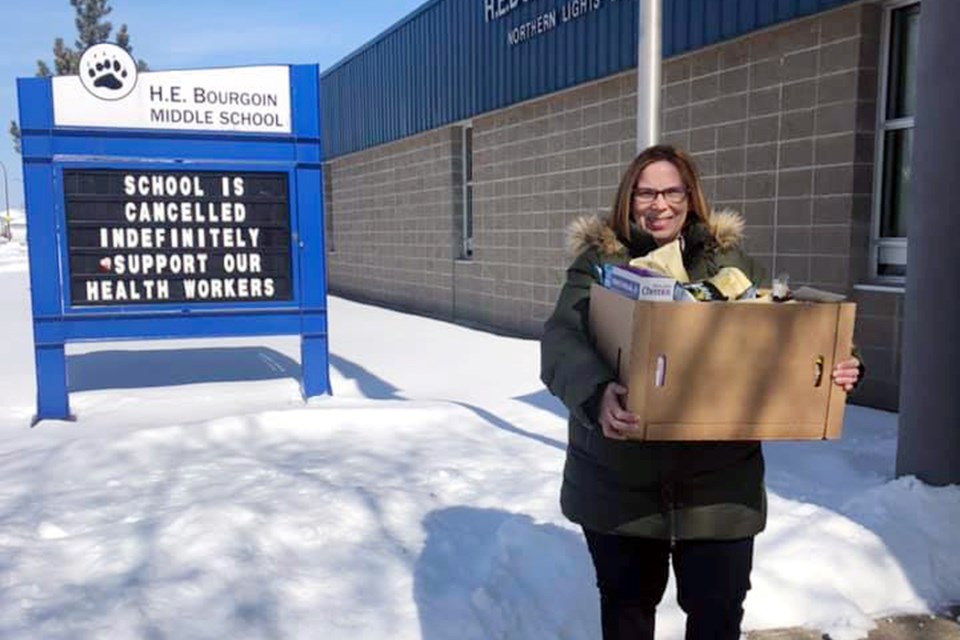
left=632, top=160, right=690, bottom=245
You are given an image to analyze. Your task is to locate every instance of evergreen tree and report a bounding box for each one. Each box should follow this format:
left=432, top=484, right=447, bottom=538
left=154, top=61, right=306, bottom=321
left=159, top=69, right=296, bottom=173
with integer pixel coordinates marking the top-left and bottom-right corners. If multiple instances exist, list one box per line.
left=9, top=122, right=21, bottom=155
left=11, top=0, right=148, bottom=152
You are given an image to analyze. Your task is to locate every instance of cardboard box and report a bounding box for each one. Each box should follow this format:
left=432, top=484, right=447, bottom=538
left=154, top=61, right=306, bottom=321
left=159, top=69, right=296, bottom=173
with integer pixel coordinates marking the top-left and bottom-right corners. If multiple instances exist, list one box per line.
left=588, top=283, right=856, bottom=441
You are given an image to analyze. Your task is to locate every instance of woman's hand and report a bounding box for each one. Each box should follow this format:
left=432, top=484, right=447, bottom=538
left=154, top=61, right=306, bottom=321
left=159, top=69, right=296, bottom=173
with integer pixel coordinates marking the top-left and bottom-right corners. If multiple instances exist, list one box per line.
left=598, top=382, right=641, bottom=440
left=832, top=357, right=862, bottom=391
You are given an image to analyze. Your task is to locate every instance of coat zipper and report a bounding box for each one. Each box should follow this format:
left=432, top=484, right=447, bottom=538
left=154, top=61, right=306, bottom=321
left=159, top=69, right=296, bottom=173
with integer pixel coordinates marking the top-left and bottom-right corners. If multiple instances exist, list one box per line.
left=662, top=482, right=678, bottom=546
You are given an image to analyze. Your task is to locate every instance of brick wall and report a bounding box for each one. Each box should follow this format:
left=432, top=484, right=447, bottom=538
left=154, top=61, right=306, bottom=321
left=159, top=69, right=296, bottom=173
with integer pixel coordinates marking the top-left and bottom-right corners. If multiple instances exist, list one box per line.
left=458, top=74, right=637, bottom=335
left=660, top=1, right=881, bottom=292
left=324, top=127, right=460, bottom=320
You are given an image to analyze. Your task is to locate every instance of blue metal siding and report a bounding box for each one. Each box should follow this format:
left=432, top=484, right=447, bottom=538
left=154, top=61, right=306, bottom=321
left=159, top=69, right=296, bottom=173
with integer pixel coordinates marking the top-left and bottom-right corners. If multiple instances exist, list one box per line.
left=321, top=0, right=858, bottom=159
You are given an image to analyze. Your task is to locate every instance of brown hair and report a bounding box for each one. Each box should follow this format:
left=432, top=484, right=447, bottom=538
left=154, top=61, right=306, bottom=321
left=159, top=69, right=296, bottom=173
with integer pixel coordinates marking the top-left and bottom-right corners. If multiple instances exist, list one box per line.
left=607, top=144, right=710, bottom=240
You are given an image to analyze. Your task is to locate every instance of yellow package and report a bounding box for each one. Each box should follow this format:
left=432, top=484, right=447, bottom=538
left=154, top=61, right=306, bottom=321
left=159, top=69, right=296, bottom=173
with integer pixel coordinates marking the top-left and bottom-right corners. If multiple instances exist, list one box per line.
left=628, top=239, right=690, bottom=283
left=705, top=266, right=754, bottom=300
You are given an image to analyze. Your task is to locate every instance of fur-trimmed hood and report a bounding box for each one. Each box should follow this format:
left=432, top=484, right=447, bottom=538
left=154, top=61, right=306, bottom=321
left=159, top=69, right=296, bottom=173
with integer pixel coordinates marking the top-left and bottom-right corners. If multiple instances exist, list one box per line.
left=565, top=209, right=746, bottom=259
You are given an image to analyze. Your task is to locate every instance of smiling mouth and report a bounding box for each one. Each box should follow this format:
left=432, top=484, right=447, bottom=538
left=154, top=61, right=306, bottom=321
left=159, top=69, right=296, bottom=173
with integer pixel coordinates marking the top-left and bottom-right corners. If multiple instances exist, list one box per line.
left=645, top=213, right=676, bottom=224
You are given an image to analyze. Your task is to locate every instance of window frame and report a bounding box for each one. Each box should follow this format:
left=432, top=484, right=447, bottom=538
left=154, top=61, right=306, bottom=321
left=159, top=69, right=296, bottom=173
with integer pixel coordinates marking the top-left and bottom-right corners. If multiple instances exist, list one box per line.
left=459, top=123, right=474, bottom=260
left=870, top=0, right=920, bottom=282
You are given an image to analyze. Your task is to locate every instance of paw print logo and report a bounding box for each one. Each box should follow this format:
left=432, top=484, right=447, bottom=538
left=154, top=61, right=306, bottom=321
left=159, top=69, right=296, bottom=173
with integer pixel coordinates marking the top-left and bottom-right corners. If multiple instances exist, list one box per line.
left=77, top=43, right=138, bottom=101
left=89, top=56, right=127, bottom=90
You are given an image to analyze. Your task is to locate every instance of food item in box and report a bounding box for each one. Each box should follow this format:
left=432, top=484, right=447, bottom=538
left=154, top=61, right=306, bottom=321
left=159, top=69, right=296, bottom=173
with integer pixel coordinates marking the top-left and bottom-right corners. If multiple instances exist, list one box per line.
left=601, top=264, right=678, bottom=301
left=627, top=238, right=690, bottom=283
left=677, top=266, right=756, bottom=301
left=706, top=266, right=755, bottom=299
left=677, top=280, right=725, bottom=301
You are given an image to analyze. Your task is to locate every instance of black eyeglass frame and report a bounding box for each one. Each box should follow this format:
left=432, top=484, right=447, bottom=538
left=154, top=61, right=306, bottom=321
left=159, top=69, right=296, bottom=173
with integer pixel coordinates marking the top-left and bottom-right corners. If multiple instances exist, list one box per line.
left=631, top=186, right=689, bottom=204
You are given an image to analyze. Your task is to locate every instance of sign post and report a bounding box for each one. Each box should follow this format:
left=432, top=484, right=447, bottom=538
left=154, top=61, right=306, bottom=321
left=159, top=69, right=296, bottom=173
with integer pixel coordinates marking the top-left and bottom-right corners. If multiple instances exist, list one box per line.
left=18, top=48, right=330, bottom=422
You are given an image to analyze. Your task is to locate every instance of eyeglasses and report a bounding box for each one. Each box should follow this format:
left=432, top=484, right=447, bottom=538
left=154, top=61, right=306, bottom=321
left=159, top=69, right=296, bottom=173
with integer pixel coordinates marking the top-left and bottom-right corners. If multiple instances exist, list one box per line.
left=632, top=187, right=688, bottom=205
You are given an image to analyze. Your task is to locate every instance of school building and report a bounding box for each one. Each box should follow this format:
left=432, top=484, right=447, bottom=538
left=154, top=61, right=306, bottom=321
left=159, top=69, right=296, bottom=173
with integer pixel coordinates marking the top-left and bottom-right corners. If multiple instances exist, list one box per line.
left=318, top=0, right=920, bottom=411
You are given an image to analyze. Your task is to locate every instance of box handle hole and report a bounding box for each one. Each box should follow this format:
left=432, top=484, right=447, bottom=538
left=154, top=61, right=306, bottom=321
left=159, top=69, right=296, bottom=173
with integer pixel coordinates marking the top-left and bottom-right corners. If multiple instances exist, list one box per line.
left=814, top=355, right=825, bottom=387
left=655, top=354, right=667, bottom=387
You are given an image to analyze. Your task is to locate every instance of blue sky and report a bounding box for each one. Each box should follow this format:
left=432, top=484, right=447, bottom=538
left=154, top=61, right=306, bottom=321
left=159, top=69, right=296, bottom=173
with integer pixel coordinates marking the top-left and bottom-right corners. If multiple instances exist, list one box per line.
left=1, top=0, right=428, bottom=209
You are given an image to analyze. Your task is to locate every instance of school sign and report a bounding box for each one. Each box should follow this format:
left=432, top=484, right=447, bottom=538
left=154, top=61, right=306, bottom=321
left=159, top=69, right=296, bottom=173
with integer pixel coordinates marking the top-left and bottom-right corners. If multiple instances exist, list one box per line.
left=18, top=45, right=330, bottom=421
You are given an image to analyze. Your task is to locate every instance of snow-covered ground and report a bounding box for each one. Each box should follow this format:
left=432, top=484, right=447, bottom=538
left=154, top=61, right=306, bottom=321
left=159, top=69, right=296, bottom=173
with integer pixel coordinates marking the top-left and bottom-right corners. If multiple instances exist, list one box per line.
left=0, top=228, right=957, bottom=640
left=0, top=208, right=25, bottom=269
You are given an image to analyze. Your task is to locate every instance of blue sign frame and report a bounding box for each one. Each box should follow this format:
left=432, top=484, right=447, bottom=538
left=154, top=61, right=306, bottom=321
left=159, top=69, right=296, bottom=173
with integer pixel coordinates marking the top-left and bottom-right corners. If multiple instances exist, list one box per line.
left=18, top=64, right=330, bottom=422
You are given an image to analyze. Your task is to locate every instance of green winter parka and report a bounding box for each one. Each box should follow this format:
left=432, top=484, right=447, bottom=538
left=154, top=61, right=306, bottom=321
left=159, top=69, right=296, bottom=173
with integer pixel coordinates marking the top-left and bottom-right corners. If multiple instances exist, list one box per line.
left=540, top=210, right=767, bottom=540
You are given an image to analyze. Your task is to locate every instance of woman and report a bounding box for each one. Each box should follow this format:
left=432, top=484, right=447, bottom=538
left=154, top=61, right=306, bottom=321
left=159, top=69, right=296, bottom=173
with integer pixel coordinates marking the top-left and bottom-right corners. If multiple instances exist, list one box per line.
left=540, top=145, right=861, bottom=640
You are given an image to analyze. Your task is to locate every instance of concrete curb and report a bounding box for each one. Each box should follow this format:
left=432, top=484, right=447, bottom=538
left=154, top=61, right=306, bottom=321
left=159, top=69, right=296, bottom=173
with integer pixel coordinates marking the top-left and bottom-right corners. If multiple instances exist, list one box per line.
left=747, top=612, right=960, bottom=640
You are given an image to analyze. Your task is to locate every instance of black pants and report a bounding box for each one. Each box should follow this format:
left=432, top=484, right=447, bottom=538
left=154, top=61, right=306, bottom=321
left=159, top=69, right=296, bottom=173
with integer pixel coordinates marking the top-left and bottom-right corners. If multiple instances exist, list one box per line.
left=583, top=529, right=754, bottom=640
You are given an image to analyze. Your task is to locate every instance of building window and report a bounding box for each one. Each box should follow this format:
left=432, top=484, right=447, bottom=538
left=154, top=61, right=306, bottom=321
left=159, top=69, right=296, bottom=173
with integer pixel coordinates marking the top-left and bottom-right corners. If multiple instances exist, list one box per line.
left=872, top=0, right=920, bottom=280
left=460, top=125, right=474, bottom=260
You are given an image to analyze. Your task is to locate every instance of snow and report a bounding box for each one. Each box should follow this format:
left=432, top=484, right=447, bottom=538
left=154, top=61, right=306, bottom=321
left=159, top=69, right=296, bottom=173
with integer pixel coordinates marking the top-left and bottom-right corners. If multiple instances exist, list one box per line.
left=0, top=208, right=26, bottom=273
left=0, top=240, right=957, bottom=639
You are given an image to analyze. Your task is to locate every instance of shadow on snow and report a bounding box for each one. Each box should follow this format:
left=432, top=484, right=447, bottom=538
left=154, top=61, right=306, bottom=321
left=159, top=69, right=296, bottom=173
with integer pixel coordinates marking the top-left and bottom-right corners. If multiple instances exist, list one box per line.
left=66, top=346, right=301, bottom=392
left=414, top=506, right=597, bottom=640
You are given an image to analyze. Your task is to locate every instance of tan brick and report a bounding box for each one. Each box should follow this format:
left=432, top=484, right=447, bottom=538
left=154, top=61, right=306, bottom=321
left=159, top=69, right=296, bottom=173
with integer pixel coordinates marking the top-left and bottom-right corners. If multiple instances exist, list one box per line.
left=743, top=225, right=774, bottom=253
left=718, top=121, right=746, bottom=148
left=814, top=165, right=854, bottom=195
left=820, top=5, right=861, bottom=43
left=782, top=49, right=819, bottom=83
left=691, top=75, right=719, bottom=103
left=778, top=169, right=814, bottom=198
left=747, top=116, right=779, bottom=145
left=817, top=70, right=859, bottom=105
left=749, top=31, right=781, bottom=62
left=665, top=81, right=691, bottom=109
left=664, top=106, right=690, bottom=132
left=719, top=67, right=749, bottom=95
left=779, top=139, right=814, bottom=169
left=690, top=126, right=717, bottom=152
left=819, top=38, right=861, bottom=74
left=690, top=49, right=719, bottom=78
left=716, top=175, right=745, bottom=201
left=745, top=172, right=777, bottom=199
left=815, top=133, right=857, bottom=165
left=664, top=58, right=691, bottom=84
left=720, top=40, right=750, bottom=69
left=781, top=109, right=816, bottom=140
left=716, top=94, right=748, bottom=124
left=743, top=199, right=775, bottom=226
left=780, top=17, right=819, bottom=54
left=776, top=226, right=812, bottom=254
left=811, top=225, right=852, bottom=255
left=778, top=197, right=812, bottom=226
left=750, top=87, right=781, bottom=118
left=693, top=151, right=717, bottom=176
left=716, top=147, right=746, bottom=175
left=750, top=58, right=781, bottom=90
